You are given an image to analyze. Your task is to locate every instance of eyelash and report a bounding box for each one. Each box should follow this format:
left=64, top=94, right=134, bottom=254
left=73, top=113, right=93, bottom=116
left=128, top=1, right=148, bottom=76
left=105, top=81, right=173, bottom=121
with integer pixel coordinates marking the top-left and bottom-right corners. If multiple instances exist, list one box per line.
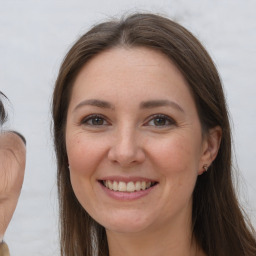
left=81, top=114, right=109, bottom=126
left=80, top=114, right=176, bottom=128
left=145, top=114, right=176, bottom=128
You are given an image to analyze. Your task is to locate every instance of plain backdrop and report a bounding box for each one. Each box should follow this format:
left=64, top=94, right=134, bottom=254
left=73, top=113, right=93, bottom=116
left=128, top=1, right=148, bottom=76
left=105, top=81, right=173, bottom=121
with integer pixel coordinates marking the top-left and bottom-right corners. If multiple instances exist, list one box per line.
left=1, top=0, right=255, bottom=255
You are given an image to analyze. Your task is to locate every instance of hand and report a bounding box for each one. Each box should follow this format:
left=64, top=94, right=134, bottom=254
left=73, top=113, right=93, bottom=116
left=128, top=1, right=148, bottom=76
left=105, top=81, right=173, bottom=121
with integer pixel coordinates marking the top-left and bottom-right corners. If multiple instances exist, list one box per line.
left=0, top=131, right=26, bottom=241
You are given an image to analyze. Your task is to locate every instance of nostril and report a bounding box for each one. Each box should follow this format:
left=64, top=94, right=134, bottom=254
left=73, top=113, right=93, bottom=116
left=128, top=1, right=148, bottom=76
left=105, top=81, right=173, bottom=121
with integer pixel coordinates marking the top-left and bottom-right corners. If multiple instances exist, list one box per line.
left=108, top=145, right=146, bottom=166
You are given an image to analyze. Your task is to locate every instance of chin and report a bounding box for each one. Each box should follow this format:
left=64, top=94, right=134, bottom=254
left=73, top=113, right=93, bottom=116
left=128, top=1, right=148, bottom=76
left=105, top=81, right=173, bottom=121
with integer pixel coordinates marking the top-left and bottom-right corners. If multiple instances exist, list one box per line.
left=105, top=223, right=149, bottom=234
left=97, top=213, right=152, bottom=234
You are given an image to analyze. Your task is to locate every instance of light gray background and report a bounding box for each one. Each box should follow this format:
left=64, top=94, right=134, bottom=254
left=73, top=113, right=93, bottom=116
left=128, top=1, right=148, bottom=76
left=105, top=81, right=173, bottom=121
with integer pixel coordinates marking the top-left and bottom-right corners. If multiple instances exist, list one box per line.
left=1, top=0, right=255, bottom=255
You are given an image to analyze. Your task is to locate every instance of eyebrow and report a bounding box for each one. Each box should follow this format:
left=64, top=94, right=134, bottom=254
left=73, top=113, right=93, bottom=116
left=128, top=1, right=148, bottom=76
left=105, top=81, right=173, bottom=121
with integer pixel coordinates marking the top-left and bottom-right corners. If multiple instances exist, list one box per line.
left=140, top=100, right=184, bottom=112
left=73, top=99, right=114, bottom=112
left=73, top=99, right=184, bottom=113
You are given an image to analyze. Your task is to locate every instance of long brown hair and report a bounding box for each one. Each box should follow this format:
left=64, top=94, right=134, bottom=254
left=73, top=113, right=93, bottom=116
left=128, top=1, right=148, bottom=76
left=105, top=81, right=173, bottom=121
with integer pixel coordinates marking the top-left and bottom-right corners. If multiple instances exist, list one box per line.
left=52, top=13, right=256, bottom=256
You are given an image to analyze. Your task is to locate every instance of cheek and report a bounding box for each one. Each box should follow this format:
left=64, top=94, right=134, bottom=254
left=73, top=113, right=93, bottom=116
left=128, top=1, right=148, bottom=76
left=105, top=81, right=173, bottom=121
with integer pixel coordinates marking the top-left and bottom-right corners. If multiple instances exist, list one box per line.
left=149, top=135, right=200, bottom=175
left=65, top=135, right=101, bottom=200
left=66, top=135, right=103, bottom=212
left=66, top=134, right=106, bottom=176
left=146, top=133, right=201, bottom=203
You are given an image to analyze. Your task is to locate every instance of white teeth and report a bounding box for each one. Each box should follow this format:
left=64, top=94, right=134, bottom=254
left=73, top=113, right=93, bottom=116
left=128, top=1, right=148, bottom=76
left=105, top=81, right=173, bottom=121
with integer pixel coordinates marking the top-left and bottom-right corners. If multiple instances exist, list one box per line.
left=127, top=181, right=135, bottom=192
left=135, top=181, right=141, bottom=191
left=103, top=180, right=155, bottom=192
left=118, top=181, right=127, bottom=192
left=108, top=180, right=113, bottom=190
left=113, top=181, right=118, bottom=191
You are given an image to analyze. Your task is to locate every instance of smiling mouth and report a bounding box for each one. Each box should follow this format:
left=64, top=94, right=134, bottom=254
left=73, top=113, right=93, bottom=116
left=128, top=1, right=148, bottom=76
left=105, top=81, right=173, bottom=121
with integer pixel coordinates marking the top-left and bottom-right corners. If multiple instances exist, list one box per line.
left=100, top=180, right=158, bottom=192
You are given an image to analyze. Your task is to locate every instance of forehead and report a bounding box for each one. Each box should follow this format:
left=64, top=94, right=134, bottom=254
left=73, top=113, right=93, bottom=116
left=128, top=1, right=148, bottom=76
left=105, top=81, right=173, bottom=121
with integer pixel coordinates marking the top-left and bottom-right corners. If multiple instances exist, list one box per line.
left=69, top=47, right=196, bottom=112
left=76, top=46, right=183, bottom=80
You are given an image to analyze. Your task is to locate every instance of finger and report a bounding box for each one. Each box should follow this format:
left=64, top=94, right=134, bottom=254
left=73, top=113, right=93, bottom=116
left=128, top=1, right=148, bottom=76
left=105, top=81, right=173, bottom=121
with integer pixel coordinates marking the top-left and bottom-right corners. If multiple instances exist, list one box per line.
left=0, top=131, right=26, bottom=239
left=0, top=132, right=26, bottom=197
left=0, top=241, right=10, bottom=256
left=8, top=131, right=26, bottom=145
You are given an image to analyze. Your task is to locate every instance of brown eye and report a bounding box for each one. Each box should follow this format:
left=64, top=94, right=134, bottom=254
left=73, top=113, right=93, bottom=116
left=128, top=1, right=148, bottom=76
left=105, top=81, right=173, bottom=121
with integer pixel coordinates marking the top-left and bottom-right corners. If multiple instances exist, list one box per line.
left=153, top=117, right=168, bottom=126
left=82, top=115, right=108, bottom=126
left=91, top=116, right=104, bottom=125
left=146, top=114, right=176, bottom=127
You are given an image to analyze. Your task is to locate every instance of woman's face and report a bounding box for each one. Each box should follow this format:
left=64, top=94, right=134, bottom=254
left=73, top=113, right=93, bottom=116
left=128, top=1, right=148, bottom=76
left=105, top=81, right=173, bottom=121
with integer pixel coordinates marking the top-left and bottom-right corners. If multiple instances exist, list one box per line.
left=65, top=47, right=210, bottom=234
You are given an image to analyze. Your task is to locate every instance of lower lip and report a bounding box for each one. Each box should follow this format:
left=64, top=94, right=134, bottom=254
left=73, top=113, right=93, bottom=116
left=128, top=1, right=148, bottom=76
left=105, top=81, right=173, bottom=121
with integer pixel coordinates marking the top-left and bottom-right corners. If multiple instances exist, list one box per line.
left=99, top=182, right=157, bottom=201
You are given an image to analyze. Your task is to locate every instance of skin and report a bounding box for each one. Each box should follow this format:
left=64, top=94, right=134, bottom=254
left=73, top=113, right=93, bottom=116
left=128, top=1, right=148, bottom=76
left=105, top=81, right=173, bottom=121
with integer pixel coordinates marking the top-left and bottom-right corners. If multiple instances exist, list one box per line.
left=0, top=131, right=26, bottom=241
left=66, top=47, right=221, bottom=256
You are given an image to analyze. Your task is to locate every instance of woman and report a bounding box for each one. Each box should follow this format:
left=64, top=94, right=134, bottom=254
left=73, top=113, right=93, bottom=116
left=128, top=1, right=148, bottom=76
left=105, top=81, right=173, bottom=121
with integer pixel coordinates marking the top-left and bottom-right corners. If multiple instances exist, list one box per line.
left=0, top=92, right=26, bottom=255
left=52, top=13, right=256, bottom=256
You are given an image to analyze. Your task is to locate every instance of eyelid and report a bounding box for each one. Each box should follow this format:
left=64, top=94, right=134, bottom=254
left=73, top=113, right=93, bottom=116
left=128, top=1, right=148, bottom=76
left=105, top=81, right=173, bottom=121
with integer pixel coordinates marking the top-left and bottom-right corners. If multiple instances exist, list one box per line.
left=80, top=114, right=110, bottom=126
left=144, top=114, right=177, bottom=127
left=79, top=113, right=176, bottom=128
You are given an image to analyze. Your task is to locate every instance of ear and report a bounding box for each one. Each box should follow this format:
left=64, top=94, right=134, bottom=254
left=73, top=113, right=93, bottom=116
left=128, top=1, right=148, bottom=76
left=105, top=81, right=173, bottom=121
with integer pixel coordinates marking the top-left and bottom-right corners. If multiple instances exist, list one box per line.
left=198, top=126, right=222, bottom=175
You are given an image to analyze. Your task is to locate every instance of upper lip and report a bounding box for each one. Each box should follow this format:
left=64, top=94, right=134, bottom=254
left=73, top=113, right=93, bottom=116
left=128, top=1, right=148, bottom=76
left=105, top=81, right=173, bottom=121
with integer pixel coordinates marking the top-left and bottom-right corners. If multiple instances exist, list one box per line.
left=98, top=176, right=158, bottom=183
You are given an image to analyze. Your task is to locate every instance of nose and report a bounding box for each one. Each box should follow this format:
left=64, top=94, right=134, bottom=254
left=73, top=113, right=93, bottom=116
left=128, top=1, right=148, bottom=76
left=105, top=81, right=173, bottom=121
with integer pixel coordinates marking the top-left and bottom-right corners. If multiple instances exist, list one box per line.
left=107, top=126, right=145, bottom=167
